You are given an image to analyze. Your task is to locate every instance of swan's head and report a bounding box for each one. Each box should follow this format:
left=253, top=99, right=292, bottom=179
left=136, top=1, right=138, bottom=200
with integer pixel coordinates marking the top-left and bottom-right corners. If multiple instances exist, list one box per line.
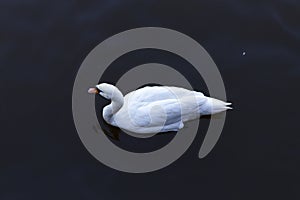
left=88, top=83, right=116, bottom=99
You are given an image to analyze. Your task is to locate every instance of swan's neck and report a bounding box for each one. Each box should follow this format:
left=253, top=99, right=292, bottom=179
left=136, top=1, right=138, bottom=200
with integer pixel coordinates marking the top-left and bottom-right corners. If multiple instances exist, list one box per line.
left=103, top=88, right=124, bottom=124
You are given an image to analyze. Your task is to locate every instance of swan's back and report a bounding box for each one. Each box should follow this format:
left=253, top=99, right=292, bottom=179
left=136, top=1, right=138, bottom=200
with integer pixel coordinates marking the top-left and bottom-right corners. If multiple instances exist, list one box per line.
left=125, top=86, right=202, bottom=103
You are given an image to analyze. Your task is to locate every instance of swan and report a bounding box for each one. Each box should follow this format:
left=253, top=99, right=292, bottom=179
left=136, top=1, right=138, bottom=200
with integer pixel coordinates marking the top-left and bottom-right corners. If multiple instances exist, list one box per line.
left=88, top=83, right=232, bottom=135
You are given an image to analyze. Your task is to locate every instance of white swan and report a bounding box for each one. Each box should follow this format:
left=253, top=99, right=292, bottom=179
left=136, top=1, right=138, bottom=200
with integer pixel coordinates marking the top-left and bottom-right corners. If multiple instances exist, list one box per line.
left=88, top=83, right=232, bottom=135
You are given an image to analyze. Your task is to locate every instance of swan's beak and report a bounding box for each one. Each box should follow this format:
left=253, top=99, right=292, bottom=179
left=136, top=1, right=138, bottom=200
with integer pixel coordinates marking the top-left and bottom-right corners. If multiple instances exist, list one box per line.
left=88, top=87, right=100, bottom=94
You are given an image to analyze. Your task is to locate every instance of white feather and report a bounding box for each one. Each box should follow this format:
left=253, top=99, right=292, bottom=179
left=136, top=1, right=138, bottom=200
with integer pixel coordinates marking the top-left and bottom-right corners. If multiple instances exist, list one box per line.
left=94, top=83, right=232, bottom=135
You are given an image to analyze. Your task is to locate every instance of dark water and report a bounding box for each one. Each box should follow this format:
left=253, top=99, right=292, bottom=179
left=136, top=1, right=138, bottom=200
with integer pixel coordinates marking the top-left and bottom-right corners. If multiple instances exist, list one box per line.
left=1, top=0, right=300, bottom=199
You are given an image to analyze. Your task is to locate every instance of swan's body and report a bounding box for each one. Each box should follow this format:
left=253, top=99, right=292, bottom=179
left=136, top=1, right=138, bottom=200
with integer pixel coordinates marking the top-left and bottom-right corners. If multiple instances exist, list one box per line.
left=89, top=83, right=231, bottom=135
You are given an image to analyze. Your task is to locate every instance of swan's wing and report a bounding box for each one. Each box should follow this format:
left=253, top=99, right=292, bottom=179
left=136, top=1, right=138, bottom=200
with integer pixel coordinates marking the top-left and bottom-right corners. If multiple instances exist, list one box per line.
left=128, top=86, right=196, bottom=102
left=131, top=99, right=184, bottom=132
left=123, top=86, right=207, bottom=132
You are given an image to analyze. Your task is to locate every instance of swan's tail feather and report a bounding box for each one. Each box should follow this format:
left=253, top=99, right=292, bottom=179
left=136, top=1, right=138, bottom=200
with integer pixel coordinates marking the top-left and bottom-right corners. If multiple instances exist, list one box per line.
left=202, top=97, right=232, bottom=115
